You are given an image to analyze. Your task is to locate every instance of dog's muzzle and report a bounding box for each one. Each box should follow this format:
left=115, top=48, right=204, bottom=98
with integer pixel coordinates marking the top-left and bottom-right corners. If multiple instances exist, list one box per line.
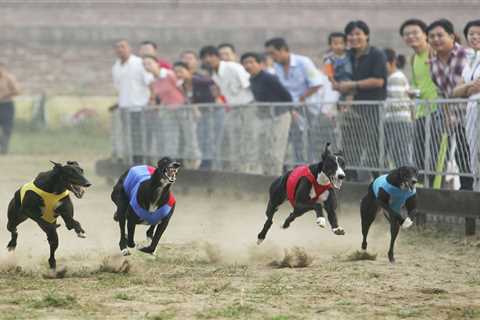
left=164, top=166, right=179, bottom=183
left=69, top=183, right=90, bottom=198
left=330, top=174, right=345, bottom=189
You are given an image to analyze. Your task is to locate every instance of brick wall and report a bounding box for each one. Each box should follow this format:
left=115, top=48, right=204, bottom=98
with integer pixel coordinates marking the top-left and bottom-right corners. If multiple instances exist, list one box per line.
left=2, top=1, right=478, bottom=95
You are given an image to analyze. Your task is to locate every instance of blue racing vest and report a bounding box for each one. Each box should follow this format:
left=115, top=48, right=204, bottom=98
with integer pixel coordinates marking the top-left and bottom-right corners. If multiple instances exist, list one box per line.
left=372, top=174, right=416, bottom=214
left=123, top=165, right=176, bottom=225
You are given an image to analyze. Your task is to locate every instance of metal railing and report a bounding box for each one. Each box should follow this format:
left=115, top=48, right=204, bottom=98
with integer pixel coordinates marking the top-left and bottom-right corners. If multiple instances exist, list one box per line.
left=110, top=98, right=480, bottom=190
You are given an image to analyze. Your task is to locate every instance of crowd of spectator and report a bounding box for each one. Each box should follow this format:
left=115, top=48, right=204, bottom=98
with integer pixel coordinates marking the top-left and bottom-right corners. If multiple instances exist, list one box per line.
left=111, top=18, right=480, bottom=190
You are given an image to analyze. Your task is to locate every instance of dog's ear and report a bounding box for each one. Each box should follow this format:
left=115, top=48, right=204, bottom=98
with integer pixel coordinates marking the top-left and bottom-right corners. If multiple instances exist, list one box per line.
left=321, top=142, right=331, bottom=160
left=66, top=161, right=79, bottom=166
left=50, top=160, right=62, bottom=170
left=157, top=157, right=171, bottom=168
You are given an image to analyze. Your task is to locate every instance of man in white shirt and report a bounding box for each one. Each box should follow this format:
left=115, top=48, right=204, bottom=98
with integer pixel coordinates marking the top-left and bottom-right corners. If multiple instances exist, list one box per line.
left=112, top=39, right=153, bottom=108
left=200, top=45, right=259, bottom=173
left=112, top=39, right=153, bottom=163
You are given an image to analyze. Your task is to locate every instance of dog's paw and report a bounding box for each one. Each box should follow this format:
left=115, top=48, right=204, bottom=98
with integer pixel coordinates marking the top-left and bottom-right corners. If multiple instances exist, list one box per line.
left=121, top=248, right=130, bottom=256
left=402, top=217, right=413, bottom=229
left=138, top=246, right=154, bottom=255
left=332, top=227, right=345, bottom=235
left=316, top=217, right=326, bottom=228
left=76, top=231, right=86, bottom=239
left=257, top=238, right=264, bottom=245
left=127, top=241, right=136, bottom=248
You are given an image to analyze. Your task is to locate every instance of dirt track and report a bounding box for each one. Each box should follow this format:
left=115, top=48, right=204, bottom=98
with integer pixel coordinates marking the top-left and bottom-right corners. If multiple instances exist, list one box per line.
left=0, top=155, right=479, bottom=320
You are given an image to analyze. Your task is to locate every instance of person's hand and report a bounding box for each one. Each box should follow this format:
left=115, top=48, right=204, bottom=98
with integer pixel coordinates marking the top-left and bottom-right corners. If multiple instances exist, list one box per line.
left=334, top=81, right=355, bottom=94
left=467, top=79, right=480, bottom=96
left=291, top=110, right=301, bottom=121
left=108, top=104, right=118, bottom=112
left=299, top=95, right=306, bottom=103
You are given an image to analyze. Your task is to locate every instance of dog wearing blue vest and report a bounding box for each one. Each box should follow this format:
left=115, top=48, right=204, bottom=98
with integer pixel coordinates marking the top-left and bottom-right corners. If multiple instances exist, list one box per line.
left=111, top=157, right=180, bottom=256
left=360, top=166, right=418, bottom=263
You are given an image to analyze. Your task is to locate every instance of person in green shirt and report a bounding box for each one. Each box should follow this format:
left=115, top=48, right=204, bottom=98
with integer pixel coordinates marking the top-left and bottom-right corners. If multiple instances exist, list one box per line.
left=400, top=19, right=442, bottom=186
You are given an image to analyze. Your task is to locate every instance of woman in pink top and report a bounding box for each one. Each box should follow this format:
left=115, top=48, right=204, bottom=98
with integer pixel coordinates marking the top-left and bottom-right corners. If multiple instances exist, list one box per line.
left=143, top=55, right=185, bottom=108
left=143, top=55, right=201, bottom=167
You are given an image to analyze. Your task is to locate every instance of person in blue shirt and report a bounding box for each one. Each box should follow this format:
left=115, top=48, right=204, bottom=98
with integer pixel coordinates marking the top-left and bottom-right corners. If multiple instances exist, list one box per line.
left=265, top=37, right=323, bottom=165
left=360, top=166, right=418, bottom=263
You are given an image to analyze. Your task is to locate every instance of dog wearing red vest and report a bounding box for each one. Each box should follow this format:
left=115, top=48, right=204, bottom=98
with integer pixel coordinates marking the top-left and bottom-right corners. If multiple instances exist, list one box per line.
left=257, top=143, right=346, bottom=244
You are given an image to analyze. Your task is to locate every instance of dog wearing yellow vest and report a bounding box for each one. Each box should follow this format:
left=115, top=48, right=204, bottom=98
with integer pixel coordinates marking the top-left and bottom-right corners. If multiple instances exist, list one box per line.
left=6, top=161, right=91, bottom=274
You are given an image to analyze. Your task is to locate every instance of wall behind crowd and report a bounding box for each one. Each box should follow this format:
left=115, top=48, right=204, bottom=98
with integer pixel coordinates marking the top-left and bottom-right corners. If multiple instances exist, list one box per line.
left=2, top=0, right=479, bottom=95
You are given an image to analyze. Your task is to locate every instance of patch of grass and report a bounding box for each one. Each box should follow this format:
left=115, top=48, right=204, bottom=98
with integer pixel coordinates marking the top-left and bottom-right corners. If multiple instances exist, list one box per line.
left=146, top=309, right=177, bottom=320
left=254, top=275, right=288, bottom=297
left=336, top=299, right=352, bottom=306
left=463, top=307, right=480, bottom=319
left=196, top=303, right=256, bottom=319
left=397, top=307, right=421, bottom=318
left=113, top=292, right=133, bottom=301
left=10, top=121, right=109, bottom=156
left=269, top=316, right=292, bottom=320
left=30, top=291, right=77, bottom=309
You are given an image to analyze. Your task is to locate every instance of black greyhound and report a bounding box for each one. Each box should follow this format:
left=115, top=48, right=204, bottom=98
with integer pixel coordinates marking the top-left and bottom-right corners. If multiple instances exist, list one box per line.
left=360, top=166, right=418, bottom=263
left=111, top=157, right=180, bottom=256
left=257, top=143, right=346, bottom=244
left=6, top=161, right=91, bottom=273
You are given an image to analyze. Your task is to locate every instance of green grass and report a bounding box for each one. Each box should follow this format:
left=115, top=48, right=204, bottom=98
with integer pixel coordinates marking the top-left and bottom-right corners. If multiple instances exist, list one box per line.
left=196, top=303, right=256, bottom=319
left=9, top=120, right=110, bottom=156
left=29, top=291, right=77, bottom=309
left=113, top=292, right=133, bottom=301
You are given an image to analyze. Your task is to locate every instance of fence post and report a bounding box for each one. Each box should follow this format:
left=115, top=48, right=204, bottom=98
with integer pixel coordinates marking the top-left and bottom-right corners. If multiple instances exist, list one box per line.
left=465, top=217, right=476, bottom=236
left=423, top=101, right=432, bottom=188
left=378, top=102, right=385, bottom=171
left=31, top=93, right=47, bottom=129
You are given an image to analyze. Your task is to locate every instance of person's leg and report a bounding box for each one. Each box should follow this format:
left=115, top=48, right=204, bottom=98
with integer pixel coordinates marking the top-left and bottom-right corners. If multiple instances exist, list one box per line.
left=269, top=113, right=292, bottom=176
left=178, top=108, right=201, bottom=169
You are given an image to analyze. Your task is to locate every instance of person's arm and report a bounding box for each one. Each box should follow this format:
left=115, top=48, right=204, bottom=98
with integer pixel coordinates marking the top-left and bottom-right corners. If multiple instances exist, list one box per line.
left=300, top=57, right=323, bottom=102
left=3, top=74, right=20, bottom=100
left=452, top=79, right=470, bottom=97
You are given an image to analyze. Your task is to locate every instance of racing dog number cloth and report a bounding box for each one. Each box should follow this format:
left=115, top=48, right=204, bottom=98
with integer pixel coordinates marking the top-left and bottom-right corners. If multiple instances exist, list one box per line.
left=286, top=165, right=332, bottom=206
left=123, top=165, right=176, bottom=225
left=20, top=182, right=70, bottom=224
left=372, top=174, right=415, bottom=215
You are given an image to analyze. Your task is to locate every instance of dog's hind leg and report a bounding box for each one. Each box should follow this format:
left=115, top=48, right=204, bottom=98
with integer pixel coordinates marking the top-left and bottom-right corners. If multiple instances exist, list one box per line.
left=257, top=200, right=279, bottom=244
left=387, top=217, right=401, bottom=263
left=6, top=197, right=27, bottom=251
left=282, top=208, right=309, bottom=229
left=360, top=192, right=379, bottom=251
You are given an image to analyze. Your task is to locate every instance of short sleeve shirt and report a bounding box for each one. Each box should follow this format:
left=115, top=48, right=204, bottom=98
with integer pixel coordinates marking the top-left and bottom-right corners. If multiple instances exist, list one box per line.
left=429, top=43, right=468, bottom=98
left=273, top=53, right=323, bottom=102
left=212, top=61, right=254, bottom=105
left=112, top=54, right=154, bottom=108
left=411, top=50, right=438, bottom=118
left=349, top=46, right=387, bottom=101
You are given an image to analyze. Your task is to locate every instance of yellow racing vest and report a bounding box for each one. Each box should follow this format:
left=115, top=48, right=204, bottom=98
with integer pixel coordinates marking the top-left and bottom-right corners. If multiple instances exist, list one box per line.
left=20, top=181, right=69, bottom=224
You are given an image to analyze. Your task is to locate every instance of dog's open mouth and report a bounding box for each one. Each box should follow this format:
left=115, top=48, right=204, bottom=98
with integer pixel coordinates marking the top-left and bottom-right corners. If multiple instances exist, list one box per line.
left=330, top=176, right=344, bottom=189
left=69, top=184, right=86, bottom=198
left=164, top=167, right=179, bottom=183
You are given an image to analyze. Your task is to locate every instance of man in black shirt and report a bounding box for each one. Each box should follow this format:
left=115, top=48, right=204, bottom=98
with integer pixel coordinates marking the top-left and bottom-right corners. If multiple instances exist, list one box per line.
left=241, top=52, right=293, bottom=175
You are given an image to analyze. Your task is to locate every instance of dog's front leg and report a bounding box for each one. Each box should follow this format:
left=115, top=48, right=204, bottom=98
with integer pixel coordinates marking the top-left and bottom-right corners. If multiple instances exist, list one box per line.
left=126, top=218, right=136, bottom=248
left=36, top=220, right=59, bottom=270
left=324, top=192, right=345, bottom=235
left=139, top=217, right=171, bottom=254
left=388, top=217, right=401, bottom=263
left=118, top=210, right=128, bottom=255
left=58, top=198, right=86, bottom=238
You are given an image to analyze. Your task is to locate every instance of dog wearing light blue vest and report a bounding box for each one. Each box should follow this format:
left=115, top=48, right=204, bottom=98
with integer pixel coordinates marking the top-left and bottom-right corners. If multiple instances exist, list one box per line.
left=111, top=157, right=180, bottom=256
left=360, top=166, right=418, bottom=263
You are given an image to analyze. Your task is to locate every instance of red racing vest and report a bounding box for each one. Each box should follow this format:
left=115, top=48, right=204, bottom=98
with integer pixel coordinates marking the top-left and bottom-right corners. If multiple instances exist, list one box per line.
left=286, top=165, right=332, bottom=206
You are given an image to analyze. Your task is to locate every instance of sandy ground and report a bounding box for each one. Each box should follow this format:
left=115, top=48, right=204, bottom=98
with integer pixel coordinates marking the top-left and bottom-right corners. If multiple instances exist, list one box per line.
left=0, top=155, right=479, bottom=320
